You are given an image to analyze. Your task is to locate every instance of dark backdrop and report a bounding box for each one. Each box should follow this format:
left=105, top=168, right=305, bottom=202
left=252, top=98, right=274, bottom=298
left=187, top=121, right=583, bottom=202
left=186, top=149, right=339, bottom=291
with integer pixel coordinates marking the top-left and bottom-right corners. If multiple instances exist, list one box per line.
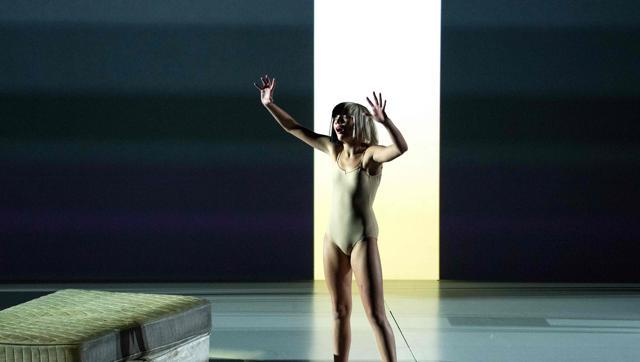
left=4, top=1, right=638, bottom=283
left=440, top=0, right=640, bottom=282
left=0, top=0, right=314, bottom=281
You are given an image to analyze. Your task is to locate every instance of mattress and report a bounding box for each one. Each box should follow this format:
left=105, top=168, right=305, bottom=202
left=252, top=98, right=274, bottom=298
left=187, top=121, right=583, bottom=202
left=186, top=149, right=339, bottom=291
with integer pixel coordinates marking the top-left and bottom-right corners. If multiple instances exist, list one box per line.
left=0, top=289, right=211, bottom=361
left=131, top=333, right=209, bottom=362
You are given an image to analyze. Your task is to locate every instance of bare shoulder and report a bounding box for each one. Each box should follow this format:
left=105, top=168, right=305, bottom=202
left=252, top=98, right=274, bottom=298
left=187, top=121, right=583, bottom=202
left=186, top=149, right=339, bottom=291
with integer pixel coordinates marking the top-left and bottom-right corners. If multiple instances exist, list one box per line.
left=363, top=145, right=383, bottom=175
left=364, top=144, right=385, bottom=155
left=364, top=143, right=405, bottom=164
left=363, top=144, right=385, bottom=160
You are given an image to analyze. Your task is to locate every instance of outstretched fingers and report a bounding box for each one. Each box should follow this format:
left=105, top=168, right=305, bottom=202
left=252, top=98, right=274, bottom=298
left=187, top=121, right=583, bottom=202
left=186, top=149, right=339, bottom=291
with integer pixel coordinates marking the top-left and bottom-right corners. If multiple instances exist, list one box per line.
left=366, top=96, right=374, bottom=108
left=368, top=91, right=385, bottom=108
left=254, top=74, right=275, bottom=90
left=263, top=75, right=275, bottom=88
left=367, top=92, right=385, bottom=107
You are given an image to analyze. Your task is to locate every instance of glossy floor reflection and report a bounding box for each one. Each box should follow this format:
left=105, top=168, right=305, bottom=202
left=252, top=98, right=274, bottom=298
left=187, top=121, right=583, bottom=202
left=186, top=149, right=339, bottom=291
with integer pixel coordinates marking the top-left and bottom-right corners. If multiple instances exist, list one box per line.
left=1, top=281, right=639, bottom=362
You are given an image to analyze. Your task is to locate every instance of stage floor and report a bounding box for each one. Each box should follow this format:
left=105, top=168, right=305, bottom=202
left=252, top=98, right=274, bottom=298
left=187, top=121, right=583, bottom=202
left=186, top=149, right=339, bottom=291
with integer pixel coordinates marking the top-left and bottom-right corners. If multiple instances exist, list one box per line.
left=1, top=281, right=639, bottom=362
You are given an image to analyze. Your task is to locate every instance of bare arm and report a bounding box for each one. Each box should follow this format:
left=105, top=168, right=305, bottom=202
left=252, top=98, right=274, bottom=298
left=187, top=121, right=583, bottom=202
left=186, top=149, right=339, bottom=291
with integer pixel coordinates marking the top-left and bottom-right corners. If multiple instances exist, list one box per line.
left=255, top=75, right=332, bottom=154
left=366, top=91, right=408, bottom=163
left=370, top=118, right=408, bottom=163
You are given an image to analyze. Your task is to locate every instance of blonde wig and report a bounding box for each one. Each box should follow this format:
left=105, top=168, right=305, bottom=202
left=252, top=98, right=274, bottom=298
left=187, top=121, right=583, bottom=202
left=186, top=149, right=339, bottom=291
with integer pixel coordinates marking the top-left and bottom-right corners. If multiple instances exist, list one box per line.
left=329, top=102, right=379, bottom=146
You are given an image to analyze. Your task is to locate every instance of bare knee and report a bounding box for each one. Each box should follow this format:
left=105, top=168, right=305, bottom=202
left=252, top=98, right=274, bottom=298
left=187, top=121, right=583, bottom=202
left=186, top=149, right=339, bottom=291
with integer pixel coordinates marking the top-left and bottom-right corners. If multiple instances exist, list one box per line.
left=365, top=308, right=387, bottom=327
left=332, top=303, right=352, bottom=321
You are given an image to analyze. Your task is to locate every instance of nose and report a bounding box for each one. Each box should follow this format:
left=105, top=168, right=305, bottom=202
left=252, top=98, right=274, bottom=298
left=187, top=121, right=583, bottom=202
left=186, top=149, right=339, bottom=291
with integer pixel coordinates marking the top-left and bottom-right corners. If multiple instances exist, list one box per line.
left=335, top=115, right=349, bottom=123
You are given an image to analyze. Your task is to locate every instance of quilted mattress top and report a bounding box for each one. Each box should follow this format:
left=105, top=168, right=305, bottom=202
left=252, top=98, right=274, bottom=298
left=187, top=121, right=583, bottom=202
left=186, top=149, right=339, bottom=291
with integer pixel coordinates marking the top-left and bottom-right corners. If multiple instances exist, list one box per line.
left=0, top=289, right=211, bottom=361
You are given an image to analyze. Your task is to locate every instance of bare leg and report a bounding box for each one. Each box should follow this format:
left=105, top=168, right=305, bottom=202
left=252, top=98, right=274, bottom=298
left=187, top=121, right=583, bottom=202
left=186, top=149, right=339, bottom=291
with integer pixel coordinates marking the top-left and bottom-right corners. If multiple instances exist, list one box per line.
left=323, top=233, right=353, bottom=362
left=351, top=237, right=397, bottom=362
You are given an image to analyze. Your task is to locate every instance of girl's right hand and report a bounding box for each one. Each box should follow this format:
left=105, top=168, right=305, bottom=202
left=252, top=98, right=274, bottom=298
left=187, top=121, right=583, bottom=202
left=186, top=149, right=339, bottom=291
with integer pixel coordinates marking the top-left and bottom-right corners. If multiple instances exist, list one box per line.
left=254, top=74, right=275, bottom=106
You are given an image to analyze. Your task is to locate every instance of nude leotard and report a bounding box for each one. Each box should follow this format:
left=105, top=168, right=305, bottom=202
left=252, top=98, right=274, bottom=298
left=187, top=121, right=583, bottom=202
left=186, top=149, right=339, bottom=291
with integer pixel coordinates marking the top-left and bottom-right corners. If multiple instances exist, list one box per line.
left=327, top=148, right=382, bottom=255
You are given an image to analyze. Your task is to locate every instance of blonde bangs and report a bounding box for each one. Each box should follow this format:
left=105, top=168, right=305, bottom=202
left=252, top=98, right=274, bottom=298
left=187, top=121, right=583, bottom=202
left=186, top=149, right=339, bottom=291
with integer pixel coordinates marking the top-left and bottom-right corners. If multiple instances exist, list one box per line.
left=329, top=102, right=378, bottom=146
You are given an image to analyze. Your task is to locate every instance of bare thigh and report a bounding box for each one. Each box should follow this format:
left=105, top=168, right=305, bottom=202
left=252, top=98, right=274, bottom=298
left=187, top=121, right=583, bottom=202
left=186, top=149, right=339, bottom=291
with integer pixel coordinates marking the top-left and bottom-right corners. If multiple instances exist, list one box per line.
left=323, top=233, right=353, bottom=316
left=350, top=237, right=386, bottom=321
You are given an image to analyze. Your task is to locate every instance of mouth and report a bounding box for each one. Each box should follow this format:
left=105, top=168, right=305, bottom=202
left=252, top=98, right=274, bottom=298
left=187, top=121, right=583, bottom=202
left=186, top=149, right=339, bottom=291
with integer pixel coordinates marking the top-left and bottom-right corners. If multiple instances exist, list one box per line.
left=336, top=127, right=345, bottom=134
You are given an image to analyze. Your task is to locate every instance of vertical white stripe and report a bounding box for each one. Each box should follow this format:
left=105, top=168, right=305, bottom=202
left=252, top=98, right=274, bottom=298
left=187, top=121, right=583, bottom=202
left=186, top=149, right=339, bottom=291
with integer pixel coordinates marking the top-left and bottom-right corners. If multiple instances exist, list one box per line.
left=314, top=0, right=441, bottom=279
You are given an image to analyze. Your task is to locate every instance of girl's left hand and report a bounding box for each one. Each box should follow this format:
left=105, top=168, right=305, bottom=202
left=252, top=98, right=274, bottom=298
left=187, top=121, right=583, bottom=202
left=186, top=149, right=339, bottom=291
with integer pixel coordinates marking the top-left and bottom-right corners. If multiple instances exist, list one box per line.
left=366, top=91, right=388, bottom=124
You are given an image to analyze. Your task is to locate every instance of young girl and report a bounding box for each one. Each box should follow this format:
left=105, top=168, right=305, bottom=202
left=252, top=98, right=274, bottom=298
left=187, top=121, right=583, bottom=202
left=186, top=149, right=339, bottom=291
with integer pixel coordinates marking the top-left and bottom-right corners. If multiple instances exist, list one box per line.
left=255, top=74, right=407, bottom=362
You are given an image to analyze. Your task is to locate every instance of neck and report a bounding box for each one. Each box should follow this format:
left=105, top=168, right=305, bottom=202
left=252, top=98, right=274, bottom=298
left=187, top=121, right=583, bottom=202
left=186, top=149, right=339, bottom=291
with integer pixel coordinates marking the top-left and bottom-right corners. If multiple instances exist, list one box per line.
left=341, top=141, right=362, bottom=157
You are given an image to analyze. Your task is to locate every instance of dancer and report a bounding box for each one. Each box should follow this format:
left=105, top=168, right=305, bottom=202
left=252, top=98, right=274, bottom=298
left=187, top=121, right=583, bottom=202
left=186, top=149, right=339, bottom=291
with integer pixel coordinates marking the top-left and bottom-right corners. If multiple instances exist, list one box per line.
left=254, top=74, right=407, bottom=362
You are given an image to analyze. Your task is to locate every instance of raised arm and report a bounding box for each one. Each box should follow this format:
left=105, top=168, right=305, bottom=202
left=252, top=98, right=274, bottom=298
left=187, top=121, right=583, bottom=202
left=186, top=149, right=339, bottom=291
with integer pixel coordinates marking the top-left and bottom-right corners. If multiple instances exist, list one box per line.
left=366, top=91, right=408, bottom=163
left=255, top=74, right=333, bottom=154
